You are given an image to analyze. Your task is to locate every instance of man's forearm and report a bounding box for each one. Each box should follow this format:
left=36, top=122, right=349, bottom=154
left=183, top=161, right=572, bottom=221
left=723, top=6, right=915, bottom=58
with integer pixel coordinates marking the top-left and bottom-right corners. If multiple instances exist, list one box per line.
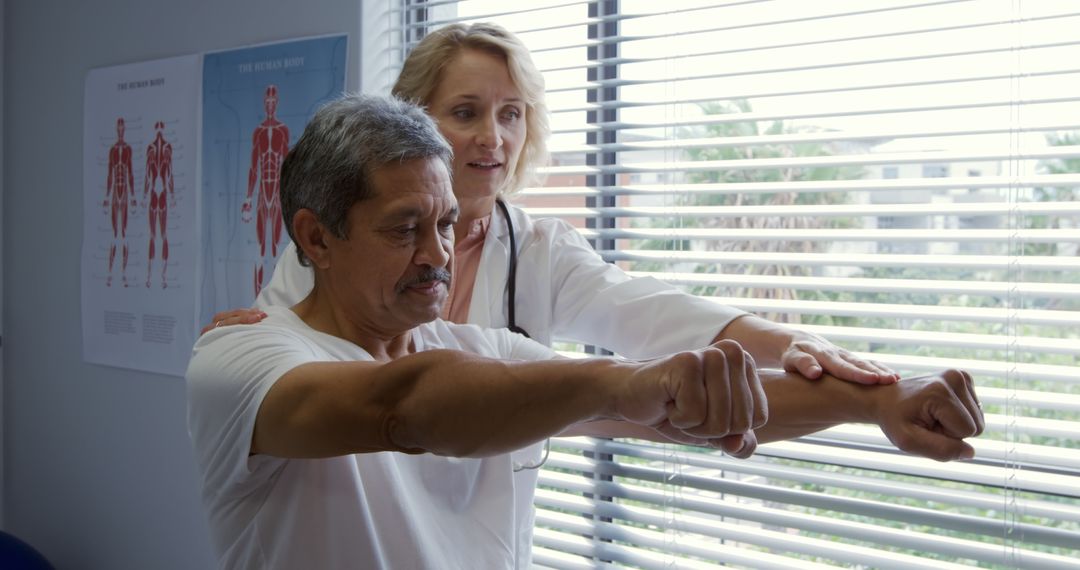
left=753, top=369, right=876, bottom=443
left=253, top=349, right=625, bottom=459
left=381, top=350, right=623, bottom=457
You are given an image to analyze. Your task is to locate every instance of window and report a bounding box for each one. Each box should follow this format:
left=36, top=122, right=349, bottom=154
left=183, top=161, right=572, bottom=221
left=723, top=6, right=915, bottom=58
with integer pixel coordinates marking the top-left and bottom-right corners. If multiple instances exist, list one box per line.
left=385, top=1, right=1080, bottom=567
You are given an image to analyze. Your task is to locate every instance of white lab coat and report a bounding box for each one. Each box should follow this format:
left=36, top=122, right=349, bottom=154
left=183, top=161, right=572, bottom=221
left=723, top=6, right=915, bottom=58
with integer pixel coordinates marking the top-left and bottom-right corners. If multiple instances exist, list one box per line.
left=255, top=201, right=745, bottom=358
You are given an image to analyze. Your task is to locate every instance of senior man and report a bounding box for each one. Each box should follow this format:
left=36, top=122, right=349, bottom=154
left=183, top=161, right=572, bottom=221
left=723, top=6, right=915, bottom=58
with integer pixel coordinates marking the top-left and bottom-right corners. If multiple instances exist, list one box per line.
left=186, top=94, right=984, bottom=570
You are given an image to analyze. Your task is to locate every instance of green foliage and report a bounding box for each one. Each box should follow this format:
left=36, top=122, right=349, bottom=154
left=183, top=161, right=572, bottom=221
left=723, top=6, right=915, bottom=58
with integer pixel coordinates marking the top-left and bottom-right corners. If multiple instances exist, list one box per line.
left=1027, top=132, right=1080, bottom=260
left=630, top=99, right=867, bottom=322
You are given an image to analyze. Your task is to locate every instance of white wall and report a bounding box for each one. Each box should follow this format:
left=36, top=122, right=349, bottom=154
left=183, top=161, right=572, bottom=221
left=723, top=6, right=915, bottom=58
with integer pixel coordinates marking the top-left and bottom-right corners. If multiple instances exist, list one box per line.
left=2, top=1, right=367, bottom=567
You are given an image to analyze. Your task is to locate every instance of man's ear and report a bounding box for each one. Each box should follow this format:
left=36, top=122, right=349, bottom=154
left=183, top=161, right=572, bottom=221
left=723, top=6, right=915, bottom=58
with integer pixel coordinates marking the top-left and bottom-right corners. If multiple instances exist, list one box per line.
left=292, top=209, right=332, bottom=269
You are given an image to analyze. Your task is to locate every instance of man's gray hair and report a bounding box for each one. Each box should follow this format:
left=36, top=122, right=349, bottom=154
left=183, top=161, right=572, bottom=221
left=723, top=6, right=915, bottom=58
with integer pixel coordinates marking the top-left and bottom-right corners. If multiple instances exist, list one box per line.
left=280, top=93, right=453, bottom=266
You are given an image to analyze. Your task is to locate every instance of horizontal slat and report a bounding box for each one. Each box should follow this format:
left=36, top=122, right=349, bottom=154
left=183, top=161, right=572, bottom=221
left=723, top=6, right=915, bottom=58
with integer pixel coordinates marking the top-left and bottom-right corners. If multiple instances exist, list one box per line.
left=523, top=201, right=1080, bottom=219
left=539, top=146, right=1080, bottom=177
left=550, top=120, right=1080, bottom=154
left=533, top=10, right=1080, bottom=75
left=548, top=65, right=1080, bottom=115
left=977, top=386, right=1080, bottom=413
left=534, top=523, right=729, bottom=570
left=535, top=482, right=1079, bottom=568
left=589, top=228, right=1072, bottom=243
left=535, top=489, right=1003, bottom=570
left=601, top=250, right=1080, bottom=273
left=527, top=0, right=964, bottom=43
left=757, top=440, right=1076, bottom=497
left=416, top=0, right=970, bottom=46
left=549, top=93, right=1080, bottom=133
left=555, top=437, right=1080, bottom=501
left=624, top=270, right=1080, bottom=298
left=850, top=352, right=1080, bottom=386
left=697, top=295, right=1080, bottom=326
left=529, top=545, right=595, bottom=570
left=538, top=455, right=1078, bottom=567
left=538, top=481, right=1074, bottom=565
left=806, top=423, right=1080, bottom=473
left=497, top=2, right=1080, bottom=60
left=552, top=435, right=1074, bottom=497
left=788, top=323, right=1080, bottom=356
left=535, top=509, right=882, bottom=570
left=822, top=412, right=1080, bottom=445
left=401, top=0, right=592, bottom=31
left=521, top=173, right=1080, bottom=197
left=533, top=523, right=831, bottom=570
left=547, top=38, right=1080, bottom=95
left=543, top=441, right=1080, bottom=524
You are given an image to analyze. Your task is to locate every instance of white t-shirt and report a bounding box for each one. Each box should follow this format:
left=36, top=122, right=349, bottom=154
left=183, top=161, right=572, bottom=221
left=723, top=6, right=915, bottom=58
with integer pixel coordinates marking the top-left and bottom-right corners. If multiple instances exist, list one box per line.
left=257, top=202, right=744, bottom=358
left=186, top=307, right=557, bottom=570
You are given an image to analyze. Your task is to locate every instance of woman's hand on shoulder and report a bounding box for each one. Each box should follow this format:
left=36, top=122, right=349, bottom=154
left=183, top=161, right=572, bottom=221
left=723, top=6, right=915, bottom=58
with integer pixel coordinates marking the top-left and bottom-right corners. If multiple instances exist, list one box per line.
left=201, top=308, right=268, bottom=335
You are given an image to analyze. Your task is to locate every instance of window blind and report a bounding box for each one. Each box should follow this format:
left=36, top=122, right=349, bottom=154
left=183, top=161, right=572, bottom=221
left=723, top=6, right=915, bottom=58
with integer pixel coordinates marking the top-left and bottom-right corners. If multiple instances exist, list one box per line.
left=391, top=0, right=1080, bottom=567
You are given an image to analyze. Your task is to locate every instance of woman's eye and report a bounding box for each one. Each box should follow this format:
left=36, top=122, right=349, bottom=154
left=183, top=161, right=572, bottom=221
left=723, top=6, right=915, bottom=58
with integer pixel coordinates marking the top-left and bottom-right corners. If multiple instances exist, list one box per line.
left=502, top=108, right=522, bottom=121
left=453, top=108, right=474, bottom=119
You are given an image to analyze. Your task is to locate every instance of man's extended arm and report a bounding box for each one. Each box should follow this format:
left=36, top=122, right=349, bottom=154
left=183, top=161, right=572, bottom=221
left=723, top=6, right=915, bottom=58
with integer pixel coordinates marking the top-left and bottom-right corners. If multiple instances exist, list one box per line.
left=570, top=367, right=983, bottom=462
left=244, top=341, right=764, bottom=460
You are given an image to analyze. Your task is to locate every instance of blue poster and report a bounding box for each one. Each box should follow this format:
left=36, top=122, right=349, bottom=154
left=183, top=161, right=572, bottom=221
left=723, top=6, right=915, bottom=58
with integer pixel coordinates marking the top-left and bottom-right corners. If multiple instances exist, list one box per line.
left=200, top=35, right=347, bottom=325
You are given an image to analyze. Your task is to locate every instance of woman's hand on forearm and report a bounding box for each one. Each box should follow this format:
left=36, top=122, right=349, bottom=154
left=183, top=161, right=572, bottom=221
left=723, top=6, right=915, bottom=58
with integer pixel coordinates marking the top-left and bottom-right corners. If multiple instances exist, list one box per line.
left=716, top=315, right=899, bottom=385
left=779, top=329, right=898, bottom=385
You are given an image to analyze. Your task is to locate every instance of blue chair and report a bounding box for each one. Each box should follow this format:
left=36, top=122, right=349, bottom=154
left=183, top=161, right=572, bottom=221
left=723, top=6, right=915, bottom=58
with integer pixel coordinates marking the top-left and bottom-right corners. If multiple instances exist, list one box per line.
left=0, top=531, right=54, bottom=570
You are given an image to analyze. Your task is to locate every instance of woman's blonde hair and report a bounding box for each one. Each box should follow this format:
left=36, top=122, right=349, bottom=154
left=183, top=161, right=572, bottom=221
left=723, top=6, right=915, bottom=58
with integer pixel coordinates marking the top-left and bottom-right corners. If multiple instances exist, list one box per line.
left=393, top=22, right=549, bottom=197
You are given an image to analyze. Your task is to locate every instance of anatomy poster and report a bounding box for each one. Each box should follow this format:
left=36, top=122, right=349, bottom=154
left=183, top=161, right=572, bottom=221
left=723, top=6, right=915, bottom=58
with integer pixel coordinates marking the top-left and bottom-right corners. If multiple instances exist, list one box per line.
left=200, top=35, right=347, bottom=326
left=82, top=54, right=201, bottom=377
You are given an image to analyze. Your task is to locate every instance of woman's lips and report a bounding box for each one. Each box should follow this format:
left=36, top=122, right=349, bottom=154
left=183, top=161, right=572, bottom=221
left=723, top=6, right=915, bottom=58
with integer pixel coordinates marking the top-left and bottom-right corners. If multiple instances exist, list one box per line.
left=467, top=160, right=503, bottom=170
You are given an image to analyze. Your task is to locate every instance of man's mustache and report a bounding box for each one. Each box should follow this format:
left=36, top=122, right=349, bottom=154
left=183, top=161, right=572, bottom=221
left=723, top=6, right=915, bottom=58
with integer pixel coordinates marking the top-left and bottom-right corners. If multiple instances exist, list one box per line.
left=396, top=266, right=452, bottom=292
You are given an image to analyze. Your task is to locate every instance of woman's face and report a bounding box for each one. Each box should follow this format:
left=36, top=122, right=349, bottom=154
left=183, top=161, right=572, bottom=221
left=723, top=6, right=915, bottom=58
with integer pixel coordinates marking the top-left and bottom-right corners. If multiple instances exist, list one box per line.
left=426, top=48, right=527, bottom=201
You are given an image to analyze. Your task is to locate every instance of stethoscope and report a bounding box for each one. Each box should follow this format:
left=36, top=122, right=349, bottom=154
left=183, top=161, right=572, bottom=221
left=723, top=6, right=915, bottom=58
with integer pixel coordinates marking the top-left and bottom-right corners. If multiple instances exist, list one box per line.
left=494, top=198, right=530, bottom=339
left=494, top=198, right=550, bottom=472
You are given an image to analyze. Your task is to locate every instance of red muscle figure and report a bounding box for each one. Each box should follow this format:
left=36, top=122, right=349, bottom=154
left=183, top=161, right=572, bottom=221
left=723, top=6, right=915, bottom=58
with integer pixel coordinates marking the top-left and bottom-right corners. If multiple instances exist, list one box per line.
left=104, top=117, right=136, bottom=287
left=241, top=85, right=289, bottom=296
left=144, top=120, right=175, bottom=289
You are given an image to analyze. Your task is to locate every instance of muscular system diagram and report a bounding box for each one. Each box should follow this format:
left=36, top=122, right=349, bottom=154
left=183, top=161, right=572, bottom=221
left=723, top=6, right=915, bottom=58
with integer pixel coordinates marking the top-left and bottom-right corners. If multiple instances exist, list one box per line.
left=105, top=117, right=136, bottom=287
left=144, top=120, right=176, bottom=289
left=242, top=85, right=289, bottom=296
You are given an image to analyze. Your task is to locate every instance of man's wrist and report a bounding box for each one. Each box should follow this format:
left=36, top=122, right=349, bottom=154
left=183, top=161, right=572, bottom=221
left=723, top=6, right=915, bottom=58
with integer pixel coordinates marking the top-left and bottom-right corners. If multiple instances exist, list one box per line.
left=763, top=369, right=882, bottom=425
left=594, top=358, right=634, bottom=421
left=830, top=374, right=885, bottom=424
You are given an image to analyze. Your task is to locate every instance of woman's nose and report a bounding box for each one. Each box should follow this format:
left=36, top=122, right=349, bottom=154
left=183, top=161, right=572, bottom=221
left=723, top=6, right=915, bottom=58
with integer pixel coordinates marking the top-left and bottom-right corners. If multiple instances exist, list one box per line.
left=475, top=116, right=502, bottom=150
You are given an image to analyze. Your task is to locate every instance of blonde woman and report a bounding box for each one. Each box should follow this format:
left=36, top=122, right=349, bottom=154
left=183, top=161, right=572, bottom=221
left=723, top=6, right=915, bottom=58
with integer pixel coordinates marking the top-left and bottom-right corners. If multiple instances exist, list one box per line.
left=212, top=23, right=896, bottom=379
